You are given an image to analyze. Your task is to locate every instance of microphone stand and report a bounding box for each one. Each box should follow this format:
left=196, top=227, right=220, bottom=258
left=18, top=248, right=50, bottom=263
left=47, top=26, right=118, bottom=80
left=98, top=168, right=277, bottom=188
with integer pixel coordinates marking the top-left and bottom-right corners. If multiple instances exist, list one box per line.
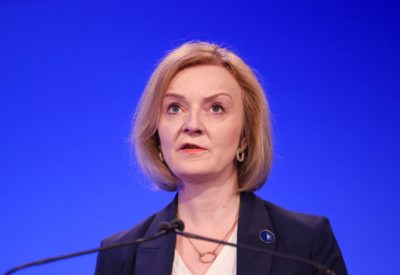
left=4, top=219, right=336, bottom=275
left=4, top=230, right=169, bottom=275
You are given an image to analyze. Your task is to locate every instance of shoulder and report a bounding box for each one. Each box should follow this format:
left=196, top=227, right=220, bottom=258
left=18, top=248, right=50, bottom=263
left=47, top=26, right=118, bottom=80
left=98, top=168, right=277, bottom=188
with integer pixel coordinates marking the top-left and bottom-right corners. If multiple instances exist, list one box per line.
left=245, top=193, right=333, bottom=251
left=95, top=197, right=177, bottom=275
left=100, top=196, right=177, bottom=246
left=254, top=194, right=347, bottom=274
left=243, top=192, right=331, bottom=238
left=102, top=213, right=157, bottom=246
left=94, top=213, right=158, bottom=275
left=263, top=199, right=331, bottom=237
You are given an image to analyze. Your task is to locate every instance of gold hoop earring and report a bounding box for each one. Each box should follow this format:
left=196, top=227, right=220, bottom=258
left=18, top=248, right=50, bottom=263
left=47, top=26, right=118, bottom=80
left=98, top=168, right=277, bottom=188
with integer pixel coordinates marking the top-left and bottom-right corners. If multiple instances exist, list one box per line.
left=236, top=149, right=245, bottom=162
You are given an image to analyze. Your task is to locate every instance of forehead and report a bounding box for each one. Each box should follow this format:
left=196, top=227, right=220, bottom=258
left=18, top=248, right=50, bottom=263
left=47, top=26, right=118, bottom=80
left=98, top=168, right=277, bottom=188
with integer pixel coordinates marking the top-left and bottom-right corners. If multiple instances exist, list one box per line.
left=165, top=65, right=242, bottom=98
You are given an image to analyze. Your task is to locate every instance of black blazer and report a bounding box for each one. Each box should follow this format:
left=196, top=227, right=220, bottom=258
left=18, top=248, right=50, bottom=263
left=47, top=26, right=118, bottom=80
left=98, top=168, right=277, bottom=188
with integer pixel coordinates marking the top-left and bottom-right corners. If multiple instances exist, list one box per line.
left=95, top=192, right=347, bottom=275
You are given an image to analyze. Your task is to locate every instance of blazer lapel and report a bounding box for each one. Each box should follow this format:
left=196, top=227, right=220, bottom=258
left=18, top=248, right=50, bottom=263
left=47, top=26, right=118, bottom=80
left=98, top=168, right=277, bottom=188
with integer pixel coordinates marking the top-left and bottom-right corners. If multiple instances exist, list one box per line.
left=135, top=192, right=277, bottom=275
left=237, top=192, right=277, bottom=275
left=135, top=197, right=178, bottom=275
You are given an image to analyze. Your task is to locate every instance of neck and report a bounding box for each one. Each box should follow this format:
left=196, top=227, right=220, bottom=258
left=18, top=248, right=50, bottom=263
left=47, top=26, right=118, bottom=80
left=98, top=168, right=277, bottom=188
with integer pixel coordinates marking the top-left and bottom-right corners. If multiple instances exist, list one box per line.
left=177, top=171, right=240, bottom=227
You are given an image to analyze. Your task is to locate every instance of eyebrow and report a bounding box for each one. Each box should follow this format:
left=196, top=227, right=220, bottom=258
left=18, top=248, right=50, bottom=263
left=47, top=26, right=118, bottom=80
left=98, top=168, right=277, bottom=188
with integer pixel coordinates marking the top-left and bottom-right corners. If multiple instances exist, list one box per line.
left=163, top=92, right=232, bottom=102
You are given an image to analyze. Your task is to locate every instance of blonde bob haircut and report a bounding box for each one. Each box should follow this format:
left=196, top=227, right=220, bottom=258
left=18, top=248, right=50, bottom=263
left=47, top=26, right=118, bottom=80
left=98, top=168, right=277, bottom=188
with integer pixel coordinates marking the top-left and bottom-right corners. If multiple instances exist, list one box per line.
left=132, top=41, right=272, bottom=192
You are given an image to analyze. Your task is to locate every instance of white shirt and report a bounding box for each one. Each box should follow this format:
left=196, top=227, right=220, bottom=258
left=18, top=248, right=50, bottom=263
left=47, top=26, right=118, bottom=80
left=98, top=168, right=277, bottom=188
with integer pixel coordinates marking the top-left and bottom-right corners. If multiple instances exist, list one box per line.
left=172, top=226, right=237, bottom=275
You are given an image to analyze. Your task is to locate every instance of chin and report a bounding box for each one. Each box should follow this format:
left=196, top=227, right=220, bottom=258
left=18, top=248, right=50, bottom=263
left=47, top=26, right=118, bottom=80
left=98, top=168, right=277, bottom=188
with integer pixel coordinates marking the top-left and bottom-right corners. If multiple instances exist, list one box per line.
left=172, top=166, right=216, bottom=182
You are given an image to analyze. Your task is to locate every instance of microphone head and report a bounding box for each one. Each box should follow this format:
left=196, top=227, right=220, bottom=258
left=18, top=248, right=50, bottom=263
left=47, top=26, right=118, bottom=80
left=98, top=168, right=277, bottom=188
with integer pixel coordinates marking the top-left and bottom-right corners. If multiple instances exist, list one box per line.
left=171, top=218, right=185, bottom=231
left=158, top=219, right=185, bottom=232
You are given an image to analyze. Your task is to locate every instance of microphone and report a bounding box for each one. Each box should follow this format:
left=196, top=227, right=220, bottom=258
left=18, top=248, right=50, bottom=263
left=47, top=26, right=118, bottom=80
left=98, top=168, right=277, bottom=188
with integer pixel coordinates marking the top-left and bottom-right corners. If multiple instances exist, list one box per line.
left=159, top=218, right=185, bottom=232
left=172, top=219, right=337, bottom=275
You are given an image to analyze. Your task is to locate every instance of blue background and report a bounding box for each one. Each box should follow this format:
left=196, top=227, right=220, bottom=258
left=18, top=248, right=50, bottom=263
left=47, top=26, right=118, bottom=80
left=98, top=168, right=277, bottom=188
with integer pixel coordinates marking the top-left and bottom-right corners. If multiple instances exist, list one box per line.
left=1, top=1, right=399, bottom=274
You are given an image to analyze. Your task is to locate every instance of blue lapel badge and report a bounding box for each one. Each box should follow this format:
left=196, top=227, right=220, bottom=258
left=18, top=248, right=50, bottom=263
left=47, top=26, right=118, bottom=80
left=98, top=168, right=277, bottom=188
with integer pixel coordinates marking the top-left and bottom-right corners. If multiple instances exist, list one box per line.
left=259, top=229, right=275, bottom=244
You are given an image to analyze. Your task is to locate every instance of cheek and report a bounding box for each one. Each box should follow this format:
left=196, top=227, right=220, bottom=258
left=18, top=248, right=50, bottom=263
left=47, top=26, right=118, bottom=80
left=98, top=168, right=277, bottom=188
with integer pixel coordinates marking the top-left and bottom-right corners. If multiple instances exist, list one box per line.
left=157, top=119, right=179, bottom=149
left=157, top=126, right=171, bottom=147
left=210, top=119, right=243, bottom=150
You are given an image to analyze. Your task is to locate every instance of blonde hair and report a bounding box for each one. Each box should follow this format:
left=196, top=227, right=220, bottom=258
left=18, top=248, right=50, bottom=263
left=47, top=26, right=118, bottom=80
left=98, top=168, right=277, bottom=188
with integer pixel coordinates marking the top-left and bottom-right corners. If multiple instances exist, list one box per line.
left=132, top=41, right=272, bottom=192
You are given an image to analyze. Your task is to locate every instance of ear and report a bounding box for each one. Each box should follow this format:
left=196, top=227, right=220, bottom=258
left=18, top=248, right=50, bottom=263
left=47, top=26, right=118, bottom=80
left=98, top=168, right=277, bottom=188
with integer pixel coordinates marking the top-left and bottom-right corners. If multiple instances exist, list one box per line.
left=239, top=137, right=248, bottom=150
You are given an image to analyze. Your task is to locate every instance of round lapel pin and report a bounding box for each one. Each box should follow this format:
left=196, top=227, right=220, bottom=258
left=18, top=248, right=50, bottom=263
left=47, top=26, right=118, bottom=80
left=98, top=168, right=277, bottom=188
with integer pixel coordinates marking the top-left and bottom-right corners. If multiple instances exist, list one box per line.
left=259, top=229, right=276, bottom=244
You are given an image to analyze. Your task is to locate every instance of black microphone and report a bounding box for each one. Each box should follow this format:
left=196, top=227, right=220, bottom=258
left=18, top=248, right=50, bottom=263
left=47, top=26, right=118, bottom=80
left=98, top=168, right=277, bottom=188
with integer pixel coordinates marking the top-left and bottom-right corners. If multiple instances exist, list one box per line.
left=159, top=218, right=185, bottom=232
left=172, top=218, right=337, bottom=275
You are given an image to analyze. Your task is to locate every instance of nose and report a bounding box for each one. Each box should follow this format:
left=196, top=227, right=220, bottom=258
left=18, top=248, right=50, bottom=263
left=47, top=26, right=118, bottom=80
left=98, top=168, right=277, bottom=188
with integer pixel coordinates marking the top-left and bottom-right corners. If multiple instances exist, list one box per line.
left=182, top=110, right=203, bottom=135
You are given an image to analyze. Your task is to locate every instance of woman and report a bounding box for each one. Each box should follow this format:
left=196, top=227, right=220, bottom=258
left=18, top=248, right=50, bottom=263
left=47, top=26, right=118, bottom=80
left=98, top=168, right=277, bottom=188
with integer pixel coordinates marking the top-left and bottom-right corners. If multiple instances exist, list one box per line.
left=95, top=42, right=347, bottom=275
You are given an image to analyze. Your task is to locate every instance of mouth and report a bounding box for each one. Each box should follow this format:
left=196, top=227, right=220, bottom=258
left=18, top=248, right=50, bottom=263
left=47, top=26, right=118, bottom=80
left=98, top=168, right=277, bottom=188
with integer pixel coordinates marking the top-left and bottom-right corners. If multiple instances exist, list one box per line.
left=179, top=143, right=206, bottom=153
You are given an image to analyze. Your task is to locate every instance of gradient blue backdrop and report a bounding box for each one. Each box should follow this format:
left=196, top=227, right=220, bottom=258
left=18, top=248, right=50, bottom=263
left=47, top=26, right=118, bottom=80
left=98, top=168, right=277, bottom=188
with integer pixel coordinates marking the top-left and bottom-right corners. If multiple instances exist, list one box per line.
left=1, top=1, right=399, bottom=274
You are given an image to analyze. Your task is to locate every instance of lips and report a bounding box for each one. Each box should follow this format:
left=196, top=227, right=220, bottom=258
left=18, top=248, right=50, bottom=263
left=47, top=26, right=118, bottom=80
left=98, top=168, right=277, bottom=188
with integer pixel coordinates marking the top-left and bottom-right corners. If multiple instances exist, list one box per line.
left=179, top=143, right=206, bottom=153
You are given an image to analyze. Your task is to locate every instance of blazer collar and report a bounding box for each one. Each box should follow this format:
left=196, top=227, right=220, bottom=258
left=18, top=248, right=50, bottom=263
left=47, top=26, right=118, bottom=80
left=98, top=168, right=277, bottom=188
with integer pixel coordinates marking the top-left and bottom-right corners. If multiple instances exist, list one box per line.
left=134, top=192, right=276, bottom=275
left=134, top=196, right=178, bottom=275
left=237, top=192, right=277, bottom=275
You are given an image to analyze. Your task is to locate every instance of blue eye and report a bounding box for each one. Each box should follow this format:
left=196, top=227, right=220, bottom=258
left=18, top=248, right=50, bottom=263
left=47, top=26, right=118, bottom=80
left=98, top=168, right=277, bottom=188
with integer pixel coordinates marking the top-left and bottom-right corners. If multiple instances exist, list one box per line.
left=167, top=103, right=181, bottom=113
left=211, top=104, right=224, bottom=113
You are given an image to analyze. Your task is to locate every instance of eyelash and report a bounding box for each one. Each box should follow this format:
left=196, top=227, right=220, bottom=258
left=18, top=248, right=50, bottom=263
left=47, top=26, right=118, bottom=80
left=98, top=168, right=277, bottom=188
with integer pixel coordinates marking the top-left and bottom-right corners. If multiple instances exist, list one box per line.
left=165, top=102, right=225, bottom=114
left=167, top=103, right=181, bottom=113
left=210, top=103, right=225, bottom=113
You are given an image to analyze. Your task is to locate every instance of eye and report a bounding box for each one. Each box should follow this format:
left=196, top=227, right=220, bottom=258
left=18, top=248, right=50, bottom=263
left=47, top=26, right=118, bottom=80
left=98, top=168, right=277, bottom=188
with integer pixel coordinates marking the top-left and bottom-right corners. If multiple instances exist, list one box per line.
left=167, top=103, right=181, bottom=113
left=210, top=104, right=224, bottom=113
